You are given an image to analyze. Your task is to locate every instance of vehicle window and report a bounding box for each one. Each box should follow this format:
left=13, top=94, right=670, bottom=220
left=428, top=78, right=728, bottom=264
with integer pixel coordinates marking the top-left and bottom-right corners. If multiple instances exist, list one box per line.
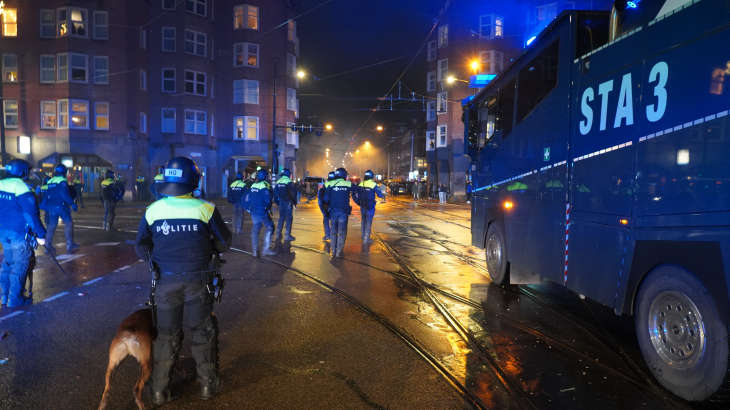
left=576, top=17, right=609, bottom=59
left=498, top=78, right=516, bottom=139
left=479, top=95, right=497, bottom=146
left=516, top=39, right=559, bottom=125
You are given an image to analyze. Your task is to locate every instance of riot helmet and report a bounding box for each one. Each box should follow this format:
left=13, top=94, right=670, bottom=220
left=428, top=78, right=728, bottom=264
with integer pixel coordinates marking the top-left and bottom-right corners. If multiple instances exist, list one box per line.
left=105, top=169, right=115, bottom=179
left=5, top=159, right=32, bottom=179
left=327, top=171, right=336, bottom=181
left=157, top=157, right=201, bottom=196
left=235, top=172, right=243, bottom=180
left=158, top=166, right=164, bottom=174
left=364, top=170, right=374, bottom=180
left=334, top=168, right=348, bottom=179
left=281, top=168, right=292, bottom=178
left=256, top=168, right=269, bottom=182
left=54, top=163, right=68, bottom=176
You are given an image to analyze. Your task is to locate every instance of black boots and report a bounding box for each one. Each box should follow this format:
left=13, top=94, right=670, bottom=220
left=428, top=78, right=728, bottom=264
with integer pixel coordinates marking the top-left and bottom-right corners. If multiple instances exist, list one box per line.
left=200, top=377, right=222, bottom=401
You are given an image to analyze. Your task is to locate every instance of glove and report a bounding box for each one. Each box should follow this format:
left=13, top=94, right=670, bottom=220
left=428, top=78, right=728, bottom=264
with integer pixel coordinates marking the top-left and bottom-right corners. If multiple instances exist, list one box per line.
left=71, top=204, right=78, bottom=212
left=37, top=238, right=46, bottom=246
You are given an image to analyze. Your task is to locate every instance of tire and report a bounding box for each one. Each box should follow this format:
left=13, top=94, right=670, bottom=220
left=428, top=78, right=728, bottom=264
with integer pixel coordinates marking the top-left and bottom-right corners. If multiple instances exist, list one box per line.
left=635, top=264, right=730, bottom=401
left=485, top=222, right=510, bottom=284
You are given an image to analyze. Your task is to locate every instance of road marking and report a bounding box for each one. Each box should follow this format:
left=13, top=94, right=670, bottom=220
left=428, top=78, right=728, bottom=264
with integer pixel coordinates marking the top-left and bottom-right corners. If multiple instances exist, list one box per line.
left=83, top=277, right=104, bottom=285
left=115, top=265, right=131, bottom=272
left=43, top=292, right=69, bottom=302
left=0, top=311, right=24, bottom=321
left=57, top=254, right=86, bottom=265
left=95, top=242, right=121, bottom=246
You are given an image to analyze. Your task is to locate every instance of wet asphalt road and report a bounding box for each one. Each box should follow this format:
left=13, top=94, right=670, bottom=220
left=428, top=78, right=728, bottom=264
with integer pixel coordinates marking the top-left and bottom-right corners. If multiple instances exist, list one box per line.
left=0, top=196, right=717, bottom=409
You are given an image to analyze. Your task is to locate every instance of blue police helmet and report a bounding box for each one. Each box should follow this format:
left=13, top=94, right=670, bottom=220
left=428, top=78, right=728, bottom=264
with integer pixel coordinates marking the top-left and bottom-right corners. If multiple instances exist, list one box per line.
left=54, top=163, right=68, bottom=176
left=335, top=168, right=348, bottom=179
left=256, top=169, right=269, bottom=182
left=105, top=169, right=115, bottom=179
left=327, top=171, right=336, bottom=181
left=235, top=172, right=243, bottom=180
left=5, top=159, right=32, bottom=179
left=364, top=170, right=374, bottom=180
left=281, top=168, right=292, bottom=178
left=157, top=157, right=201, bottom=197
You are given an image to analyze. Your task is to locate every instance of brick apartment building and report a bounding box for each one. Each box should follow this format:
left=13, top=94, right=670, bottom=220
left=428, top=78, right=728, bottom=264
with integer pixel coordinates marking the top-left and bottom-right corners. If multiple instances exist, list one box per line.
left=0, top=0, right=300, bottom=199
left=424, top=0, right=611, bottom=201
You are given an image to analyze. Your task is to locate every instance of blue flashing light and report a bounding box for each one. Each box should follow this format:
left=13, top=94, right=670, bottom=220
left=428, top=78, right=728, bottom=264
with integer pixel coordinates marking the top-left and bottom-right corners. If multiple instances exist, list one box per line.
left=526, top=36, right=537, bottom=46
left=627, top=1, right=637, bottom=8
left=462, top=95, right=475, bottom=106
left=469, top=74, right=497, bottom=88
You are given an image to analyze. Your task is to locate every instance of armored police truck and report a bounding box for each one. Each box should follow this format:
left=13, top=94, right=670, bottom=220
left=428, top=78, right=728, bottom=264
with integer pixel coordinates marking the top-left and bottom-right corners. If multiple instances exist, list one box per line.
left=463, top=0, right=730, bottom=402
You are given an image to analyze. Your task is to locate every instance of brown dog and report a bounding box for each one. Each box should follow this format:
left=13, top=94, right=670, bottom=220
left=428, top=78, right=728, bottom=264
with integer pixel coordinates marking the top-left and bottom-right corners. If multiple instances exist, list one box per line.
left=98, top=308, right=157, bottom=410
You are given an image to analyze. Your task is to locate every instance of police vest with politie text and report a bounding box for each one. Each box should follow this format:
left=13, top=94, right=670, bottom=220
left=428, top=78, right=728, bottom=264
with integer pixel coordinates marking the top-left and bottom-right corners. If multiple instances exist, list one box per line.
left=247, top=181, right=273, bottom=212
left=228, top=179, right=246, bottom=204
left=274, top=176, right=297, bottom=205
left=46, top=175, right=77, bottom=212
left=357, top=179, right=381, bottom=210
left=101, top=178, right=124, bottom=202
left=0, top=175, right=47, bottom=239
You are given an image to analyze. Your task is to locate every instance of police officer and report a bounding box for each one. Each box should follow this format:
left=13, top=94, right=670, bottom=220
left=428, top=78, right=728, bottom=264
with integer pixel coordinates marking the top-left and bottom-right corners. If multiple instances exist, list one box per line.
left=0, top=160, right=46, bottom=307
left=134, top=157, right=231, bottom=404
left=135, top=175, right=147, bottom=201
left=318, top=172, right=335, bottom=240
left=72, top=174, right=84, bottom=208
left=274, top=168, right=297, bottom=241
left=227, top=172, right=246, bottom=234
left=150, top=166, right=164, bottom=200
left=245, top=169, right=277, bottom=256
left=356, top=170, right=383, bottom=244
left=100, top=170, right=121, bottom=231
left=37, top=176, right=50, bottom=228
left=323, top=168, right=360, bottom=258
left=46, top=164, right=79, bottom=253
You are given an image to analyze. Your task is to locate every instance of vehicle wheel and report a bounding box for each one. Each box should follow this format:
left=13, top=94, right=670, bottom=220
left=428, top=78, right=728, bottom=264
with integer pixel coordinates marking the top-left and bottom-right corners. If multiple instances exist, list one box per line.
left=635, top=265, right=730, bottom=401
left=485, top=222, right=509, bottom=284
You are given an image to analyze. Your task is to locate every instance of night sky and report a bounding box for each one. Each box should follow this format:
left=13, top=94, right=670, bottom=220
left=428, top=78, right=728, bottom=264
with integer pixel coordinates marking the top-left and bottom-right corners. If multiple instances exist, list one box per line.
left=294, top=0, right=441, bottom=175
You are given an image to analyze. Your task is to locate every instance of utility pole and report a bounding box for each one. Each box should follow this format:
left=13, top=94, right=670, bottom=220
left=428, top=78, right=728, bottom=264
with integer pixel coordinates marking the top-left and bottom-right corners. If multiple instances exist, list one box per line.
left=271, top=58, right=278, bottom=175
left=0, top=77, right=6, bottom=168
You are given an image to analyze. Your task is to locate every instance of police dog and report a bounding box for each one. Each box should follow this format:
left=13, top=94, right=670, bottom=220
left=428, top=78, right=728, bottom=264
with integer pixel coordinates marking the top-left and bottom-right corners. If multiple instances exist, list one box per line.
left=98, top=308, right=156, bottom=410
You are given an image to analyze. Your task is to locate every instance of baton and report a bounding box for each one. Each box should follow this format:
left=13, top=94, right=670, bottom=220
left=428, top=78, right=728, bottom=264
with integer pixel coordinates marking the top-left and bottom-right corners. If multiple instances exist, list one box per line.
left=44, top=245, right=67, bottom=275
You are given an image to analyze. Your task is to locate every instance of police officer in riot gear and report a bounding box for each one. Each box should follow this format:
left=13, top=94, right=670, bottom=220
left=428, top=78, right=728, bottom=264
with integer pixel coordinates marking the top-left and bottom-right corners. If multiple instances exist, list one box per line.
left=134, top=157, right=231, bottom=404
left=101, top=169, right=122, bottom=231
left=323, top=168, right=360, bottom=258
left=245, top=169, right=277, bottom=256
left=356, top=170, right=384, bottom=244
left=274, top=168, right=297, bottom=241
left=0, top=159, right=47, bottom=307
left=46, top=163, right=79, bottom=253
left=37, top=176, right=50, bottom=228
left=150, top=166, right=164, bottom=200
left=318, top=171, right=335, bottom=240
left=227, top=172, right=246, bottom=234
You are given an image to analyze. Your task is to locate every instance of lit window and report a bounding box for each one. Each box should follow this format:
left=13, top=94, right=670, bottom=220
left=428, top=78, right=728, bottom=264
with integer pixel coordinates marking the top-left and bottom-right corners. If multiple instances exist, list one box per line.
left=94, top=12, right=108, bottom=39
left=162, top=27, right=176, bottom=52
left=58, top=100, right=69, bottom=128
left=186, top=0, right=207, bottom=17
left=287, top=20, right=296, bottom=42
left=2, top=8, right=17, bottom=37
left=437, top=58, right=448, bottom=81
left=70, top=100, right=89, bottom=129
left=3, top=54, right=17, bottom=82
left=427, top=101, right=436, bottom=121
left=479, top=50, right=503, bottom=75
left=437, top=92, right=447, bottom=114
left=93, top=56, right=108, bottom=84
left=287, top=54, right=297, bottom=76
left=161, top=108, right=176, bottom=133
left=162, top=0, right=176, bottom=10
left=57, top=53, right=68, bottom=82
left=234, top=116, right=258, bottom=140
left=234, top=5, right=258, bottom=29
left=57, top=7, right=88, bottom=37
left=140, top=69, right=147, bottom=91
left=427, top=41, right=436, bottom=62
left=287, top=88, right=296, bottom=111
left=234, top=42, right=258, bottom=67
left=140, top=112, right=147, bottom=133
left=426, top=131, right=435, bottom=150
left=438, top=25, right=448, bottom=48
left=18, top=136, right=30, bottom=155
left=70, top=53, right=88, bottom=83
left=185, top=109, right=207, bottom=135
left=95, top=102, right=109, bottom=130
left=3, top=100, right=18, bottom=128
left=40, top=10, right=55, bottom=38
left=437, top=125, right=447, bottom=147
left=185, top=29, right=206, bottom=57
left=427, top=71, right=436, bottom=92
left=479, top=14, right=504, bottom=39
left=162, top=68, right=175, bottom=93
left=41, top=101, right=57, bottom=129
left=184, top=70, right=206, bottom=96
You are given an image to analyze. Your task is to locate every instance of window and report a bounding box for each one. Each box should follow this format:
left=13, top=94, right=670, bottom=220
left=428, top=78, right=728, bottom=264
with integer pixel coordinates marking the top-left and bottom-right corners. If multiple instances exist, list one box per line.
left=498, top=78, right=516, bottom=138
left=426, top=131, right=435, bottom=150
left=185, top=110, right=207, bottom=134
left=479, top=50, right=503, bottom=75
left=288, top=20, right=296, bottom=42
left=2, top=8, right=17, bottom=37
left=234, top=42, right=258, bottom=67
left=3, top=100, right=18, bottom=128
left=287, top=122, right=298, bottom=145
left=417, top=158, right=427, bottom=168
left=234, top=5, right=258, bottom=29
left=161, top=108, right=176, bottom=133
left=233, top=79, right=259, bottom=104
left=57, top=53, right=68, bottom=82
left=41, top=101, right=57, bottom=129
left=95, top=102, right=109, bottom=130
left=479, top=14, right=503, bottom=39
left=70, top=100, right=89, bottom=129
left=535, top=3, right=558, bottom=30
left=162, top=27, right=176, bottom=52
left=437, top=92, right=448, bottom=114
left=40, top=55, right=56, bottom=83
left=184, top=70, right=206, bottom=95
left=93, top=56, right=108, bottom=84
left=162, top=68, right=175, bottom=92
left=287, top=88, right=296, bottom=111
left=94, top=12, right=108, bottom=39
left=185, top=29, right=206, bottom=57
left=58, top=100, right=68, bottom=128
left=234, top=116, right=258, bottom=140
left=140, top=112, right=147, bottom=133
left=438, top=25, right=448, bottom=48
left=163, top=0, right=177, bottom=10
left=427, top=71, right=436, bottom=92
left=287, top=54, right=297, bottom=76
left=3, top=54, right=17, bottom=82
left=427, top=40, right=436, bottom=61
left=58, top=7, right=87, bottom=37
left=186, top=0, right=207, bottom=17
left=516, top=39, right=559, bottom=125
left=437, top=59, right=448, bottom=81
left=427, top=101, right=436, bottom=121
left=40, top=10, right=55, bottom=38
left=140, top=69, right=147, bottom=91
left=437, top=125, right=447, bottom=147
left=140, top=29, right=147, bottom=49
left=70, top=53, right=88, bottom=82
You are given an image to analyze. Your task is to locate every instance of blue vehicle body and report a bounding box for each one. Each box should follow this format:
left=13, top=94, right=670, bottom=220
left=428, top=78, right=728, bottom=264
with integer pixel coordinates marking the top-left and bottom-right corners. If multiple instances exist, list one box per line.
left=464, top=0, right=730, bottom=325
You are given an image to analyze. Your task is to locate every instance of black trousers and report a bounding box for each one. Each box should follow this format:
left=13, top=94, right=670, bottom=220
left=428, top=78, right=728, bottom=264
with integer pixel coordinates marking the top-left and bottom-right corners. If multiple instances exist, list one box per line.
left=151, top=272, right=218, bottom=390
left=103, top=200, right=116, bottom=227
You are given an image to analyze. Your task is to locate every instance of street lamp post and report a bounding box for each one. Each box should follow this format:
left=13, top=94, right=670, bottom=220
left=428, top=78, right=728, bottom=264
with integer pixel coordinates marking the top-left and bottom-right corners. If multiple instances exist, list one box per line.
left=271, top=58, right=278, bottom=175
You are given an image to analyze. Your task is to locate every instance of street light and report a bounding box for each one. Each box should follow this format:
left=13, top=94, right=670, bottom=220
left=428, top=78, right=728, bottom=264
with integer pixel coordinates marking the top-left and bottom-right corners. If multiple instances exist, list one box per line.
left=376, top=126, right=383, bottom=131
left=471, top=61, right=479, bottom=71
left=297, top=70, right=305, bottom=78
